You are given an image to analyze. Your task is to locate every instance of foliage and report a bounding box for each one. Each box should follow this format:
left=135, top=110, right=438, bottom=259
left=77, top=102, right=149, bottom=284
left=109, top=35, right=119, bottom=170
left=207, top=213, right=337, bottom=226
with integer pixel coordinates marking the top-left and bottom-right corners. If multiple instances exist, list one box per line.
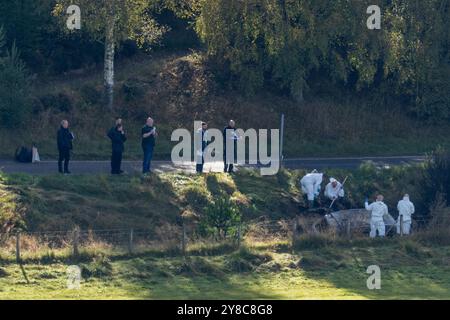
left=196, top=0, right=450, bottom=118
left=0, top=28, right=32, bottom=127
left=421, top=148, right=450, bottom=214
left=200, top=195, right=241, bottom=238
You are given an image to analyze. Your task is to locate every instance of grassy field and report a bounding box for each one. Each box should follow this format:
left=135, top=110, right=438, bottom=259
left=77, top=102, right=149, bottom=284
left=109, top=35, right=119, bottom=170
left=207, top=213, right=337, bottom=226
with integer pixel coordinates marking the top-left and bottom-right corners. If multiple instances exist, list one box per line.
left=1, top=241, right=449, bottom=300
left=1, top=51, right=449, bottom=160
left=1, top=166, right=449, bottom=300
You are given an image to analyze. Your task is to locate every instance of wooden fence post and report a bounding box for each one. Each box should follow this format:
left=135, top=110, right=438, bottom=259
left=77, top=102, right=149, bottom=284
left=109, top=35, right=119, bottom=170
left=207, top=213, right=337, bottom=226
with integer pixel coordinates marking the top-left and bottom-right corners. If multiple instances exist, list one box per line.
left=182, top=219, right=187, bottom=258
left=400, top=215, right=404, bottom=237
left=346, top=220, right=351, bottom=238
left=292, top=218, right=298, bottom=249
left=72, top=227, right=80, bottom=257
left=237, top=223, right=242, bottom=249
left=128, top=229, right=134, bottom=254
left=16, top=233, right=21, bottom=263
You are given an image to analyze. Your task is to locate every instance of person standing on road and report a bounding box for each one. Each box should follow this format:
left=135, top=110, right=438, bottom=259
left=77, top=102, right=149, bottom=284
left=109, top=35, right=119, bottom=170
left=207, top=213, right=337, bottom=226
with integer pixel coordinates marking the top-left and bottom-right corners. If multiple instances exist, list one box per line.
left=396, top=194, right=415, bottom=235
left=57, top=120, right=74, bottom=174
left=141, top=117, right=157, bottom=175
left=107, top=118, right=127, bottom=175
left=196, top=122, right=208, bottom=173
left=223, top=120, right=238, bottom=173
left=365, top=194, right=388, bottom=238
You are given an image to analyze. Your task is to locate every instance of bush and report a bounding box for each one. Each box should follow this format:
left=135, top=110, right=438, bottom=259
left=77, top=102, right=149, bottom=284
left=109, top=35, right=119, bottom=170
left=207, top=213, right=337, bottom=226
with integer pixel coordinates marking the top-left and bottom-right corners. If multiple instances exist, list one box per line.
left=199, top=195, right=241, bottom=238
left=122, top=78, right=146, bottom=102
left=421, top=148, right=450, bottom=213
left=80, top=254, right=113, bottom=278
left=39, top=92, right=73, bottom=112
left=80, top=84, right=101, bottom=105
left=0, top=40, right=32, bottom=127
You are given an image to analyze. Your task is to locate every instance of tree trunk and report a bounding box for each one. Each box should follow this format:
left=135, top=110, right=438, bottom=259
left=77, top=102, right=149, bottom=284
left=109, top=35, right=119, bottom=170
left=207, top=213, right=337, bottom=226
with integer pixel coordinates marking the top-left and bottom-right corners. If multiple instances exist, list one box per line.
left=104, top=9, right=115, bottom=110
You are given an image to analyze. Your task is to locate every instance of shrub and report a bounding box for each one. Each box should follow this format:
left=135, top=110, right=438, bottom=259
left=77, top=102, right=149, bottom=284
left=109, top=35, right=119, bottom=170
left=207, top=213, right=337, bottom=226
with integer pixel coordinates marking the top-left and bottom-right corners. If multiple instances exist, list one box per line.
left=39, top=92, right=73, bottom=112
left=80, top=254, right=113, bottom=278
left=80, top=84, right=101, bottom=105
left=122, top=78, right=146, bottom=102
left=0, top=39, right=32, bottom=127
left=421, top=148, right=450, bottom=214
left=199, top=195, right=241, bottom=238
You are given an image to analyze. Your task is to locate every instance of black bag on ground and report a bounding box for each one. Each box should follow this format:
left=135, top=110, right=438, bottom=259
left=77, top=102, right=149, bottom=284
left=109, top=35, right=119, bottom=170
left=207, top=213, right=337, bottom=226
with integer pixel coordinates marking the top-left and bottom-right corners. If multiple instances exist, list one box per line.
left=15, top=146, right=32, bottom=163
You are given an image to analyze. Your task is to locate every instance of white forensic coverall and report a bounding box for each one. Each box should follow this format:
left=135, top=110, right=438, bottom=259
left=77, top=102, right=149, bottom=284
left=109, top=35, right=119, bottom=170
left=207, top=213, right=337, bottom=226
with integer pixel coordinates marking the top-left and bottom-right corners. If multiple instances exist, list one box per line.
left=300, top=173, right=323, bottom=201
left=397, top=196, right=415, bottom=235
left=365, top=200, right=388, bottom=238
left=324, top=178, right=344, bottom=200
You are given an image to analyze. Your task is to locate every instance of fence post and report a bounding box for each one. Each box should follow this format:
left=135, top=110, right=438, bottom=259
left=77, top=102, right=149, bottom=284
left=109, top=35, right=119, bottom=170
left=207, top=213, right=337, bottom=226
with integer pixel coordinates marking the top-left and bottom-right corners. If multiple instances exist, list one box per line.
left=16, top=233, right=21, bottom=263
left=292, top=218, right=298, bottom=249
left=400, top=215, right=404, bottom=237
left=182, top=218, right=187, bottom=258
left=128, top=229, right=134, bottom=254
left=237, top=223, right=242, bottom=249
left=72, top=226, right=80, bottom=257
left=346, top=220, right=351, bottom=238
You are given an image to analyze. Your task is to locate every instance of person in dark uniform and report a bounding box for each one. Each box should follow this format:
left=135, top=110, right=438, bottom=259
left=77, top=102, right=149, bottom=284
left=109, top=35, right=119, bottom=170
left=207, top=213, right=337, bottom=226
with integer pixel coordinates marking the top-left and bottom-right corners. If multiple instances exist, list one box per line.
left=57, top=120, right=74, bottom=174
left=223, top=120, right=237, bottom=173
left=141, top=117, right=157, bottom=174
left=196, top=122, right=208, bottom=173
left=107, top=118, right=127, bottom=174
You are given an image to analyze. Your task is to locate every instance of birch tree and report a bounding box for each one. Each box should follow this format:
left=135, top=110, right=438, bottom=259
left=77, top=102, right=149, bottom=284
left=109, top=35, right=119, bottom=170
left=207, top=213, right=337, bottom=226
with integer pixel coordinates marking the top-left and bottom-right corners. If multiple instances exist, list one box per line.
left=53, top=0, right=167, bottom=110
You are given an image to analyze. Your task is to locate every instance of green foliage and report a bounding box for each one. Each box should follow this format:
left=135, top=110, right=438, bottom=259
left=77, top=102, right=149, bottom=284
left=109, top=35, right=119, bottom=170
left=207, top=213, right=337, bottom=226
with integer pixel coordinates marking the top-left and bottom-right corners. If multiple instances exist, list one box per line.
left=200, top=195, right=241, bottom=238
left=421, top=148, right=450, bottom=213
left=0, top=30, right=32, bottom=127
left=196, top=0, right=450, bottom=117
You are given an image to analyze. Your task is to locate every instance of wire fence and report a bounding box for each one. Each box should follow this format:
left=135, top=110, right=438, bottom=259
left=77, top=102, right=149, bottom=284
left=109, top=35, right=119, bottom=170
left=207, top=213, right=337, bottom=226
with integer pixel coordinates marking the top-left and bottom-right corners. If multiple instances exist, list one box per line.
left=0, top=215, right=435, bottom=263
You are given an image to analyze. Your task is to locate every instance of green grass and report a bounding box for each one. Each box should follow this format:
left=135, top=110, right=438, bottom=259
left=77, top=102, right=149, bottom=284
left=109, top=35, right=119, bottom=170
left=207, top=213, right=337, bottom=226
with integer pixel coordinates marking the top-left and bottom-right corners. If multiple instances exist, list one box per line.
left=1, top=241, right=449, bottom=300
left=1, top=51, right=449, bottom=160
left=0, top=164, right=428, bottom=232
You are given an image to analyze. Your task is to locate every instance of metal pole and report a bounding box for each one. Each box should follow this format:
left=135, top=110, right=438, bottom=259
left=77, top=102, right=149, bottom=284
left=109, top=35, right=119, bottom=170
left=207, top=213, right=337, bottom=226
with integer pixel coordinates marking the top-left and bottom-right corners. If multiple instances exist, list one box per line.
left=280, top=113, right=285, bottom=168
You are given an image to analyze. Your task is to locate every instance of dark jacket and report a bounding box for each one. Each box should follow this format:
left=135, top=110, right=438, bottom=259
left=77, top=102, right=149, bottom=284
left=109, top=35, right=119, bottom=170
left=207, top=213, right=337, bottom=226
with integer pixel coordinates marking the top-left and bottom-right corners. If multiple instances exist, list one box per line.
left=107, top=127, right=127, bottom=153
left=57, top=127, right=74, bottom=151
left=223, top=126, right=237, bottom=150
left=141, top=125, right=155, bottom=148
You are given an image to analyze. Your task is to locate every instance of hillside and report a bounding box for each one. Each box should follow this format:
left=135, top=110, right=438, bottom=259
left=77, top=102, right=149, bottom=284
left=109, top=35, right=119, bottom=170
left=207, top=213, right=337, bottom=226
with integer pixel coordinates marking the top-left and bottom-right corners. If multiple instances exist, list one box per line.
left=1, top=52, right=449, bottom=161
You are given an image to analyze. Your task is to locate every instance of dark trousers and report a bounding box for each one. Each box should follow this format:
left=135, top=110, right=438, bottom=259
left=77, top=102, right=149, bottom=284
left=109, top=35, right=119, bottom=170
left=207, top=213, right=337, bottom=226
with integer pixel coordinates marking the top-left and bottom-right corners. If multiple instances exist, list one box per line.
left=223, top=153, right=234, bottom=173
left=142, top=145, right=154, bottom=174
left=111, top=151, right=123, bottom=174
left=196, top=155, right=204, bottom=173
left=223, top=146, right=236, bottom=173
left=58, top=148, right=70, bottom=173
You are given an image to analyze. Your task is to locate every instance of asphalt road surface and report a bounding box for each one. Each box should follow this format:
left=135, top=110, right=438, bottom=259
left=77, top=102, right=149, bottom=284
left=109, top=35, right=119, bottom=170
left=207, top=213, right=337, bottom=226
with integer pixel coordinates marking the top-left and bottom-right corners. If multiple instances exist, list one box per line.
left=0, top=156, right=426, bottom=175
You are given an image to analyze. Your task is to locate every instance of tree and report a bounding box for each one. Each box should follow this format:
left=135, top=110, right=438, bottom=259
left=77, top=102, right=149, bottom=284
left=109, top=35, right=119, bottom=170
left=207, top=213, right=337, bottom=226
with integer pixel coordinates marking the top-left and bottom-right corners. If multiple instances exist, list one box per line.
left=200, top=195, right=241, bottom=239
left=0, top=27, right=32, bottom=127
left=53, top=0, right=167, bottom=110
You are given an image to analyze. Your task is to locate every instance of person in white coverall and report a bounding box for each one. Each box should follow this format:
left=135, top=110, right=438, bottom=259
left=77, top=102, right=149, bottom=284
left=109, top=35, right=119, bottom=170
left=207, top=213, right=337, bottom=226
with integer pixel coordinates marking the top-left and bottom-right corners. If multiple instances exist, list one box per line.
left=325, top=178, right=345, bottom=210
left=396, top=194, right=415, bottom=235
left=365, top=194, right=388, bottom=238
left=300, top=170, right=323, bottom=208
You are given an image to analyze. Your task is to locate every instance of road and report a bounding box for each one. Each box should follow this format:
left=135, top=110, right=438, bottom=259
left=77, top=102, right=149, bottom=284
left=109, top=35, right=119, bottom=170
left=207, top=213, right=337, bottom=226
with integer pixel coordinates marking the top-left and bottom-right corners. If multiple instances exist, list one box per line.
left=0, top=156, right=426, bottom=175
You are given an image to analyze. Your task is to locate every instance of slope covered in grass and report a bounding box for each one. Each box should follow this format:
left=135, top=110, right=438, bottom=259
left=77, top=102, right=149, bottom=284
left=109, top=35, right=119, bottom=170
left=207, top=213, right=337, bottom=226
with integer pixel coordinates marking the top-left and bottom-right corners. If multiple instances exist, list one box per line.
left=1, top=52, right=449, bottom=160
left=0, top=163, right=426, bottom=233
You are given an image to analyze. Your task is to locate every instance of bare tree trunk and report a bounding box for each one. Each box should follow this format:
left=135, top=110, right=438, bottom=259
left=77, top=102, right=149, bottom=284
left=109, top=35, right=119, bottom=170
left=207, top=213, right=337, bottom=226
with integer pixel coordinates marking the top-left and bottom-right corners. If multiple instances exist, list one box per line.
left=104, top=6, right=115, bottom=110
